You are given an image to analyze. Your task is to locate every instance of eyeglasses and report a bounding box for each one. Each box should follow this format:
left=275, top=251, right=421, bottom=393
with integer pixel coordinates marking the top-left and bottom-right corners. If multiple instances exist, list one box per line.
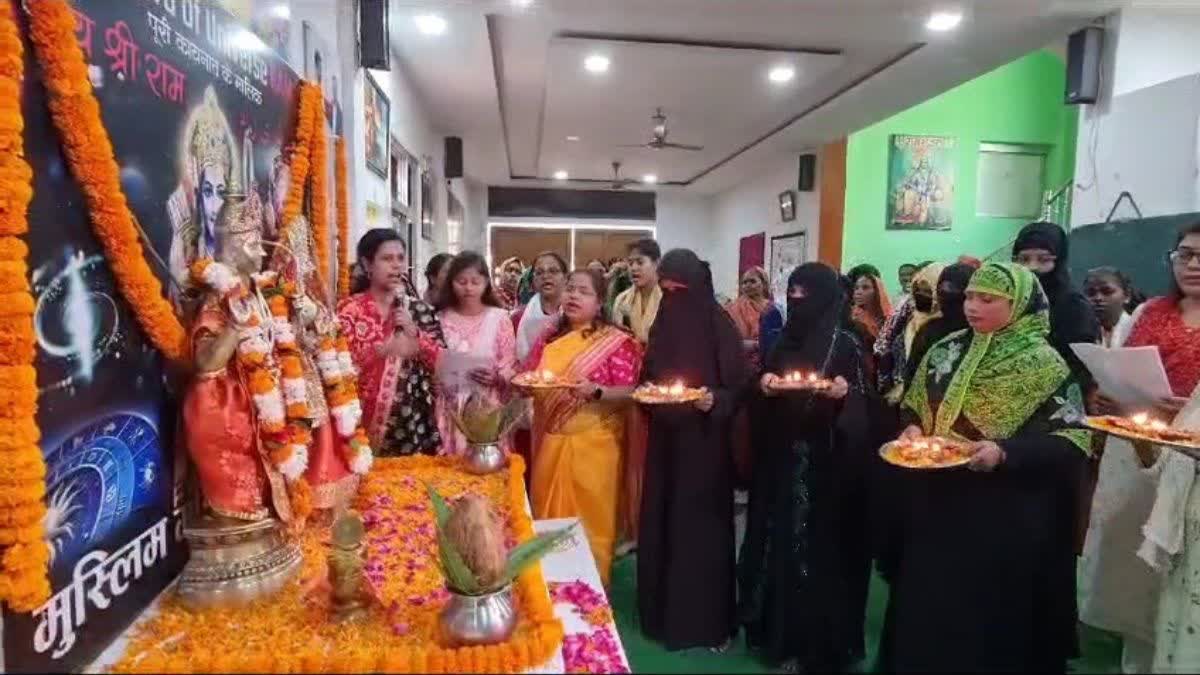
left=1169, top=248, right=1200, bottom=266
left=533, top=267, right=563, bottom=277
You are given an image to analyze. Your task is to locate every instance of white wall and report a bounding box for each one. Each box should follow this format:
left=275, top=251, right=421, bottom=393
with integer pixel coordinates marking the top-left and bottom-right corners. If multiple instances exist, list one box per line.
left=333, top=3, right=447, bottom=282
left=1109, top=9, right=1200, bottom=98
left=655, top=190, right=716, bottom=268
left=709, top=154, right=820, bottom=298
left=1071, top=9, right=1200, bottom=226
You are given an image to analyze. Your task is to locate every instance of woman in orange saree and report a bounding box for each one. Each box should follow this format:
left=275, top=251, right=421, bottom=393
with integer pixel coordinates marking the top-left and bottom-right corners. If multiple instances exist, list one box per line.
left=847, top=264, right=893, bottom=345
left=723, top=266, right=772, bottom=486
left=522, top=269, right=642, bottom=586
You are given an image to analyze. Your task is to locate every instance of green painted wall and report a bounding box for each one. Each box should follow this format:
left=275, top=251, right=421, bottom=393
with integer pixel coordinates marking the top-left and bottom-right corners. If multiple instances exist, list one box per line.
left=842, top=50, right=1078, bottom=295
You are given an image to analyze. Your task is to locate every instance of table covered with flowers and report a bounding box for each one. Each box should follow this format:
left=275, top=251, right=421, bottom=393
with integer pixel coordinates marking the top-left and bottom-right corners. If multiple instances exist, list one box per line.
left=85, top=455, right=627, bottom=674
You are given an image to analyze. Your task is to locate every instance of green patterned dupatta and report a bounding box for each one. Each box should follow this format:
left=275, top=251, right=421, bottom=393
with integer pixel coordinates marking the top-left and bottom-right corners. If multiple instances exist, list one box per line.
left=903, top=263, right=1091, bottom=453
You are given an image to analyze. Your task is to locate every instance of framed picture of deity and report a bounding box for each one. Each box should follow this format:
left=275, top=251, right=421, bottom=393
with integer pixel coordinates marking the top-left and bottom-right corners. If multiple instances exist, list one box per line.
left=364, top=72, right=390, bottom=179
left=886, top=134, right=955, bottom=231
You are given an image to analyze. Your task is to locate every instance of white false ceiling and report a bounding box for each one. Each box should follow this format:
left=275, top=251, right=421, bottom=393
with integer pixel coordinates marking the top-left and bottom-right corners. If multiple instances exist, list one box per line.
left=390, top=0, right=1127, bottom=194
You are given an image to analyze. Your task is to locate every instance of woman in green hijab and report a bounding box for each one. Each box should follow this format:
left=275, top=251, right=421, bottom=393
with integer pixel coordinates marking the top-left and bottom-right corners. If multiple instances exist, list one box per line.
left=878, top=262, right=1092, bottom=673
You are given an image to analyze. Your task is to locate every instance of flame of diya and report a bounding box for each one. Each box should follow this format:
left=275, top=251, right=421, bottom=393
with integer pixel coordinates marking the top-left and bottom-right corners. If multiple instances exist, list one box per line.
left=1131, top=412, right=1169, bottom=432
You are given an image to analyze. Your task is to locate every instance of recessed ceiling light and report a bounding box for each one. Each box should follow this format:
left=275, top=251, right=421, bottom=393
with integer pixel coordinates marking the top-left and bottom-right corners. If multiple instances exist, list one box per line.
left=415, top=14, right=448, bottom=36
left=566, top=135, right=581, bottom=142
left=768, top=65, right=795, bottom=84
left=553, top=170, right=569, bottom=181
left=269, top=4, right=291, bottom=19
left=926, top=11, right=963, bottom=31
left=584, top=54, right=610, bottom=74
left=512, top=0, right=534, bottom=7
left=642, top=174, right=658, bottom=184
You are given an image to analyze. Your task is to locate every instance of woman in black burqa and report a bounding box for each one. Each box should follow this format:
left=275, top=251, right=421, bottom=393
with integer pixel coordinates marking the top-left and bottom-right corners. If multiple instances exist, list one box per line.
left=737, top=262, right=876, bottom=672
left=637, top=249, right=750, bottom=651
left=1012, top=221, right=1100, bottom=382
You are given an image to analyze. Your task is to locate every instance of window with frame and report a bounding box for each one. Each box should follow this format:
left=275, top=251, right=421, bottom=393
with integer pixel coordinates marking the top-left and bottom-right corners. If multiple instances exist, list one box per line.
left=975, top=142, right=1050, bottom=219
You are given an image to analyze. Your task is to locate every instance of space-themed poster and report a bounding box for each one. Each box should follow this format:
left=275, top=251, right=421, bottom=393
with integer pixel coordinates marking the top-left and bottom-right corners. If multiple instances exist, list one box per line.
left=2, top=1, right=300, bottom=672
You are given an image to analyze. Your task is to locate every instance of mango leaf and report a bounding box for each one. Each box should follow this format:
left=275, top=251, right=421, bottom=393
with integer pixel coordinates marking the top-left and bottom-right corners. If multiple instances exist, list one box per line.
left=425, top=482, right=452, bottom=530
left=499, top=525, right=575, bottom=587
left=438, top=529, right=481, bottom=595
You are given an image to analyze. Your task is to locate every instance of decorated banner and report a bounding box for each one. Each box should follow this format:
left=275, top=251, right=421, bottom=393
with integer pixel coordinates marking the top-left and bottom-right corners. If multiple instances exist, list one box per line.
left=2, top=1, right=300, bottom=671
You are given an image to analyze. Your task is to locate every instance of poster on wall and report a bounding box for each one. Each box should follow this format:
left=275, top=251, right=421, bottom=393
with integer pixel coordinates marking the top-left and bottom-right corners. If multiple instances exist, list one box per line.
left=3, top=1, right=300, bottom=672
left=886, top=134, right=955, bottom=231
left=769, top=232, right=806, bottom=314
left=364, top=71, right=390, bottom=179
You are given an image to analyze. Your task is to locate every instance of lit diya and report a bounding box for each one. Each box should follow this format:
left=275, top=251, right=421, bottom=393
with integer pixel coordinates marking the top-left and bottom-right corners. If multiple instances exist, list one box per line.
left=511, top=369, right=578, bottom=390
left=1086, top=413, right=1200, bottom=451
left=632, top=381, right=706, bottom=405
left=768, top=371, right=834, bottom=393
left=879, top=436, right=973, bottom=470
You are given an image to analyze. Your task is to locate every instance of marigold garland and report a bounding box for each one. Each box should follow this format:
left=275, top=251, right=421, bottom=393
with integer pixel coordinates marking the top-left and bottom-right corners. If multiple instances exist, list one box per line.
left=0, top=0, right=49, bottom=614
left=280, top=82, right=319, bottom=234
left=335, top=135, right=351, bottom=299
left=310, top=100, right=331, bottom=285
left=25, top=0, right=187, bottom=363
left=111, top=455, right=563, bottom=673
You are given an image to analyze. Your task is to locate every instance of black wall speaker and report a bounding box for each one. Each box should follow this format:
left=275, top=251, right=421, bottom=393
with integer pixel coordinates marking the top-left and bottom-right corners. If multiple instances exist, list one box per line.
left=1066, top=26, right=1103, bottom=105
left=444, top=137, right=464, bottom=179
left=359, top=0, right=391, bottom=70
left=798, top=153, right=817, bottom=192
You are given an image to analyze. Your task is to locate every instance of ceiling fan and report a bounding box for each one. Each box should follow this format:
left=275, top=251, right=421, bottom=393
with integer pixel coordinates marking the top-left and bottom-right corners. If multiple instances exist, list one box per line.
left=618, top=107, right=704, bottom=152
left=608, top=161, right=640, bottom=190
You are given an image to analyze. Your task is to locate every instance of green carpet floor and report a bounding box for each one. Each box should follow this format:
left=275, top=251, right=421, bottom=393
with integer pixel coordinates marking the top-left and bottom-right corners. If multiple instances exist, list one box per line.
left=607, top=554, right=1122, bottom=673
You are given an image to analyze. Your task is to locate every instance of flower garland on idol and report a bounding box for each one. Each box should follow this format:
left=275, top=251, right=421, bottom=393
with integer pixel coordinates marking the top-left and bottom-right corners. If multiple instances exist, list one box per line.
left=0, top=0, right=50, bottom=613
left=190, top=261, right=373, bottom=480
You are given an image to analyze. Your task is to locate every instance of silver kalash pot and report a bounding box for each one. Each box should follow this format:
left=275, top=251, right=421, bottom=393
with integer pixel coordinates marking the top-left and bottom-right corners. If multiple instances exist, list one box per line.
left=439, top=584, right=517, bottom=646
left=462, top=441, right=507, bottom=475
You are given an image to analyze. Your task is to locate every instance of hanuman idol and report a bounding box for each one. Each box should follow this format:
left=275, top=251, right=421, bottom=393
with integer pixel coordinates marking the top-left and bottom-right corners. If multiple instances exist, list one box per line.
left=183, top=142, right=369, bottom=528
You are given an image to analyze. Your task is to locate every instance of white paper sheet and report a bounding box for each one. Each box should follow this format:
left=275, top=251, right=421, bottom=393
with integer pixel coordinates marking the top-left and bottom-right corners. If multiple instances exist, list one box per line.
left=436, top=349, right=495, bottom=391
left=1071, top=343, right=1174, bottom=410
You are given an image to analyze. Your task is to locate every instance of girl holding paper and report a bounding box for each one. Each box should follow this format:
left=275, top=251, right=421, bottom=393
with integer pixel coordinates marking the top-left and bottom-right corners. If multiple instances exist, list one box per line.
left=1081, top=223, right=1200, bottom=672
left=431, top=252, right=518, bottom=456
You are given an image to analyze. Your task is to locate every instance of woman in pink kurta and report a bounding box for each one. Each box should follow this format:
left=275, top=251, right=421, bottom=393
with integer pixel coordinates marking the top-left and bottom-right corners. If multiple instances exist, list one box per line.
left=430, top=252, right=518, bottom=456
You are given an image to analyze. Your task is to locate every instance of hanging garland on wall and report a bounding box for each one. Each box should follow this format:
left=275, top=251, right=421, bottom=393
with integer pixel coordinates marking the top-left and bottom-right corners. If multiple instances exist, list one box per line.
left=25, top=0, right=189, bottom=363
left=0, top=0, right=49, bottom=613
left=335, top=136, right=351, bottom=299
left=310, top=98, right=331, bottom=285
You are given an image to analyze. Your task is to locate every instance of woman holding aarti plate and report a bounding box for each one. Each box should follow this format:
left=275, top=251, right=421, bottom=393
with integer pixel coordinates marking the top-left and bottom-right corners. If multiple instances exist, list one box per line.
left=737, top=262, right=874, bottom=672
left=879, top=262, right=1092, bottom=673
left=635, top=249, right=750, bottom=652
left=518, top=268, right=642, bottom=586
left=1082, top=222, right=1200, bottom=672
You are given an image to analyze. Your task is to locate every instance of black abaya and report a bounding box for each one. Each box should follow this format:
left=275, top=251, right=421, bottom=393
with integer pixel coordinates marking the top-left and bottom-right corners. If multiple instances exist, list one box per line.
left=1013, top=222, right=1100, bottom=383
left=738, top=263, right=876, bottom=670
left=637, top=249, right=751, bottom=650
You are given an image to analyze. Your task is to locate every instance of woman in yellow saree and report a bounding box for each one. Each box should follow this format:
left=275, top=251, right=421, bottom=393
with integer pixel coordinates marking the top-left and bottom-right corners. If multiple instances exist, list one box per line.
left=521, top=268, right=642, bottom=585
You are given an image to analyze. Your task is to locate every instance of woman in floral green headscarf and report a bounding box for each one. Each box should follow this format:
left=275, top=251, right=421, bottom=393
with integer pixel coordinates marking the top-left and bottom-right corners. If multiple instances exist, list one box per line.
left=878, top=262, right=1093, bottom=673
